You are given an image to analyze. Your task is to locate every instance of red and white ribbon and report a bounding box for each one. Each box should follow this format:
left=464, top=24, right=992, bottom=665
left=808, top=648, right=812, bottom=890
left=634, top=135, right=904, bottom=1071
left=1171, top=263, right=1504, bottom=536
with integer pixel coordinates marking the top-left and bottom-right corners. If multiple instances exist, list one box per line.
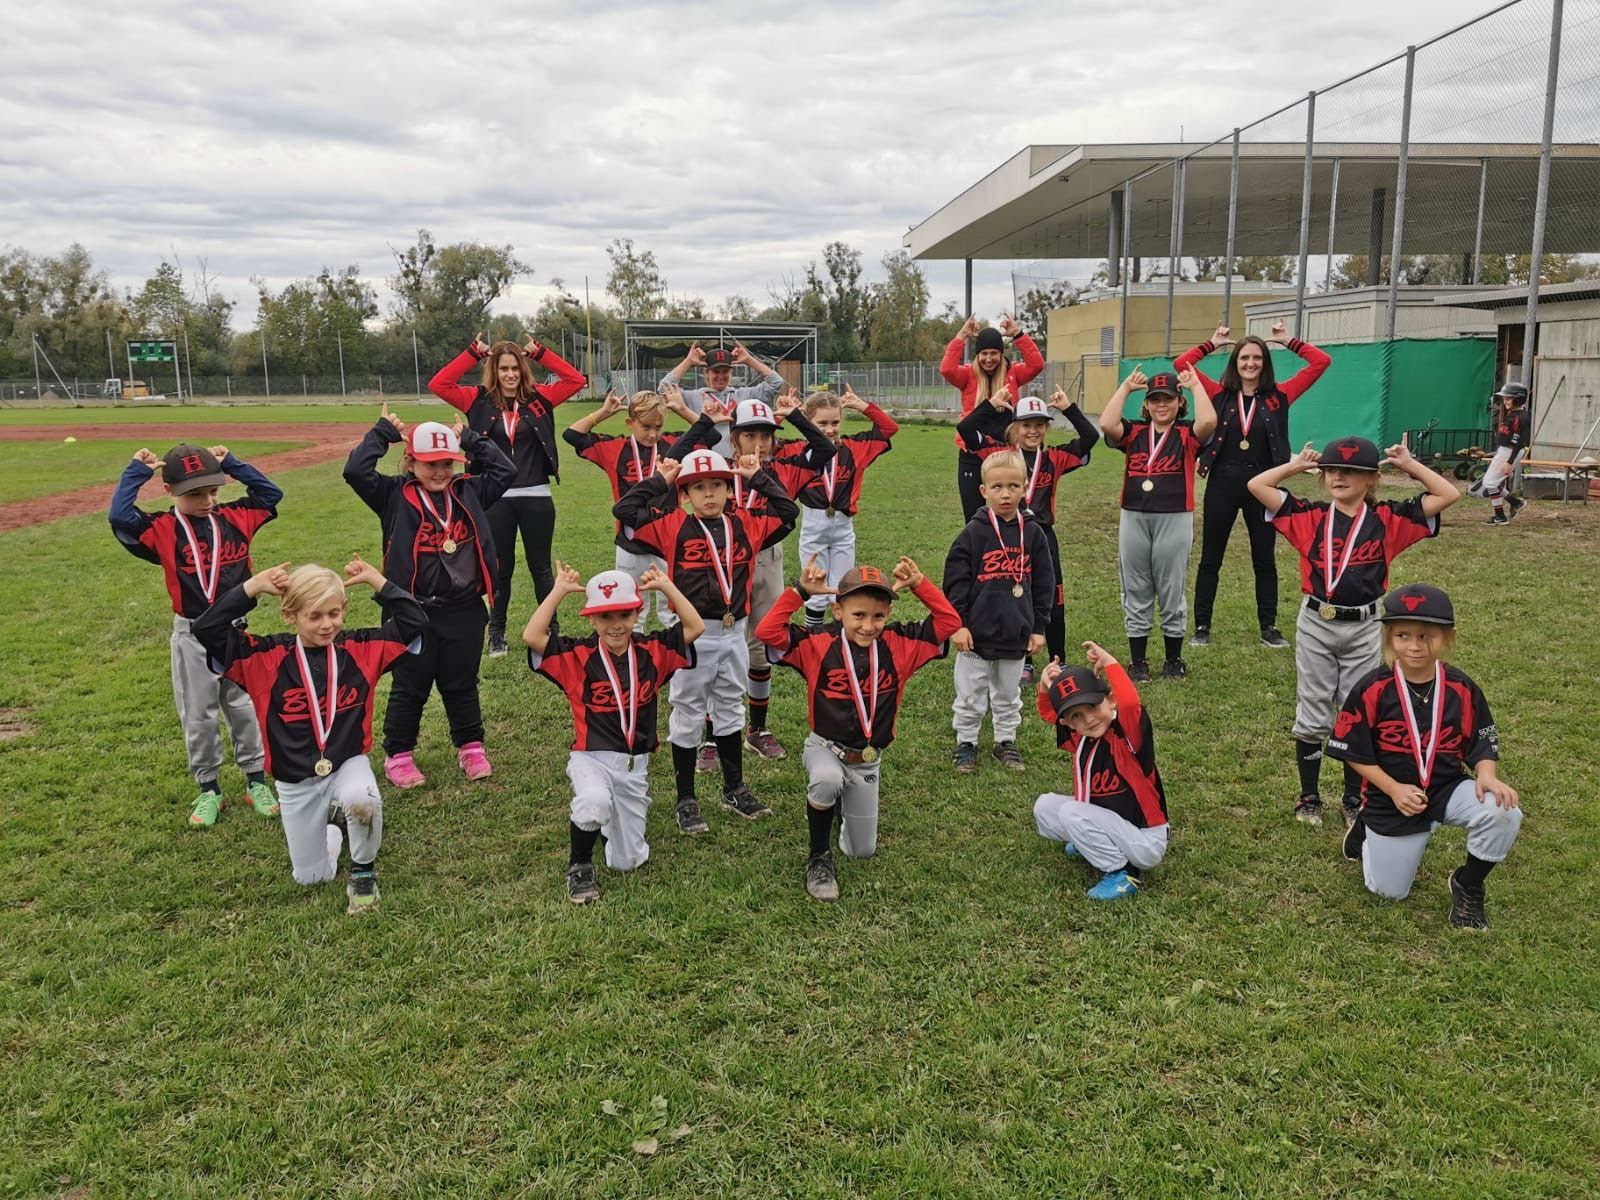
left=598, top=643, right=639, bottom=752
left=294, top=639, right=338, bottom=759
left=1322, top=502, right=1368, bottom=599
left=693, top=515, right=736, bottom=611
left=985, top=506, right=1026, bottom=589
left=1393, top=661, right=1444, bottom=788
left=1073, top=735, right=1099, bottom=803
left=1143, top=423, right=1173, bottom=479
left=174, top=512, right=222, bottom=604
left=629, top=435, right=657, bottom=483
left=839, top=633, right=880, bottom=744
left=501, top=406, right=520, bottom=447
left=1024, top=448, right=1045, bottom=506
left=416, top=485, right=455, bottom=543
left=1237, top=394, right=1258, bottom=440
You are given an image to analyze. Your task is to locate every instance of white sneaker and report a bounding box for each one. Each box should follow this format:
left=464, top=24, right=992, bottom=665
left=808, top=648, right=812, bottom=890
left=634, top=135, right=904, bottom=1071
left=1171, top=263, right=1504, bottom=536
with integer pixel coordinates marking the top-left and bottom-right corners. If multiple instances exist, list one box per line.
left=326, top=823, right=344, bottom=875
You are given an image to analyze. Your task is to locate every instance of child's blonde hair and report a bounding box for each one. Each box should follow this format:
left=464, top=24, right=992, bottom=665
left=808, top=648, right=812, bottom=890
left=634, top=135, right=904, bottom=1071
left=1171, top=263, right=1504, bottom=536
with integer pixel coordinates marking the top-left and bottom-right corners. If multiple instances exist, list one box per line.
left=280, top=565, right=345, bottom=616
left=804, top=390, right=843, bottom=418
left=981, top=449, right=1026, bottom=481
left=627, top=390, right=665, bottom=419
left=1381, top=623, right=1457, bottom=665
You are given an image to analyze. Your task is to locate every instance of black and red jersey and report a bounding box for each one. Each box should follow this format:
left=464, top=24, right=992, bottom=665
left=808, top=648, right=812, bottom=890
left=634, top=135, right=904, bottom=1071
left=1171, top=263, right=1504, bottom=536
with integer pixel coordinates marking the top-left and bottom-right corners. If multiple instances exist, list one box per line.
left=1270, top=493, right=1437, bottom=604
left=429, top=344, right=586, bottom=488
left=529, top=624, right=693, bottom=754
left=1495, top=409, right=1528, bottom=451
left=563, top=429, right=678, bottom=554
left=669, top=409, right=837, bottom=518
left=757, top=578, right=959, bottom=750
left=1109, top=419, right=1202, bottom=513
left=1036, top=662, right=1168, bottom=829
left=1326, top=663, right=1499, bottom=837
left=191, top=581, right=427, bottom=784
left=109, top=454, right=282, bottom=617
left=954, top=403, right=1098, bottom=523
left=941, top=510, right=1055, bottom=659
left=613, top=475, right=798, bottom=620
left=779, top=403, right=898, bottom=516
left=343, top=421, right=515, bottom=605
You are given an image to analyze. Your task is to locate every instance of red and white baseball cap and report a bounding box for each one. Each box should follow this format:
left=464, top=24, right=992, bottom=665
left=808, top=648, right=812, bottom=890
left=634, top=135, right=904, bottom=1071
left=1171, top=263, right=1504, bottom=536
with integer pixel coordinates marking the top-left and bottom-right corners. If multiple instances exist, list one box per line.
left=1012, top=397, right=1053, bottom=422
left=408, top=421, right=466, bottom=463
left=733, top=398, right=779, bottom=431
left=676, top=448, right=735, bottom=486
left=579, top=570, right=643, bottom=616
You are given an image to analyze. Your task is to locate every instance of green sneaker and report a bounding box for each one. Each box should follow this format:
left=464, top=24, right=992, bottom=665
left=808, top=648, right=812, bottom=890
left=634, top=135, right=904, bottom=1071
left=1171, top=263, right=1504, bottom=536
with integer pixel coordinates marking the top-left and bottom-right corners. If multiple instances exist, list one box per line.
left=245, top=780, right=280, bottom=818
left=188, top=789, right=223, bottom=828
left=346, top=871, right=380, bottom=916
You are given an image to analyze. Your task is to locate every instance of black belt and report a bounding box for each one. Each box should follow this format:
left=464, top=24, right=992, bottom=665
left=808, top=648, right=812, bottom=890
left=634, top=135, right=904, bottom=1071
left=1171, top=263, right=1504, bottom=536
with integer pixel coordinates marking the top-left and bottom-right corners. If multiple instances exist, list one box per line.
left=827, top=740, right=882, bottom=766
left=1306, top=596, right=1379, bottom=622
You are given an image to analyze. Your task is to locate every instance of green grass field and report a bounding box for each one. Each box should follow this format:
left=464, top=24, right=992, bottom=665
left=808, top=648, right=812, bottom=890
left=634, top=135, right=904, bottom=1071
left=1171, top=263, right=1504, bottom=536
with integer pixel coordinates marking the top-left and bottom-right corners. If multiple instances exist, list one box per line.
left=2, top=404, right=1597, bottom=1197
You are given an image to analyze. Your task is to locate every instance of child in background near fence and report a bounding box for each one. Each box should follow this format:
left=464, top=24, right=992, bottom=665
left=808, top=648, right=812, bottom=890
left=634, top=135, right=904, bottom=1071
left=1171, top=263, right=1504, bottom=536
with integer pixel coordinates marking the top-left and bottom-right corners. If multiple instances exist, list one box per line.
left=780, top=385, right=900, bottom=631
left=757, top=556, right=960, bottom=902
left=1471, top=381, right=1531, bottom=525
left=1247, top=437, right=1459, bottom=828
left=1100, top=366, right=1217, bottom=682
left=524, top=563, right=704, bottom=904
left=956, top=383, right=1098, bottom=679
left=564, top=385, right=701, bottom=633
left=1033, top=641, right=1169, bottom=902
left=343, top=406, right=514, bottom=789
left=192, top=555, right=428, bottom=916
left=944, top=450, right=1055, bottom=773
left=110, top=442, right=284, bottom=828
left=1327, top=584, right=1522, bottom=930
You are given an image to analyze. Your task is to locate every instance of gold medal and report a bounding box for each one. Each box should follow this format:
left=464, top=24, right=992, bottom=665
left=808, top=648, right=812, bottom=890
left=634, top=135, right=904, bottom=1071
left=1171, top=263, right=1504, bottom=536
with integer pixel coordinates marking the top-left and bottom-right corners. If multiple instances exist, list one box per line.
left=1238, top=437, right=1250, bottom=450
left=860, top=746, right=878, bottom=764
left=314, top=757, right=333, bottom=777
left=441, top=538, right=457, bottom=554
left=826, top=506, right=836, bottom=518
left=1012, top=584, right=1025, bottom=598
left=1320, top=603, right=1338, bottom=620
left=1141, top=479, right=1155, bottom=492
left=722, top=612, right=736, bottom=629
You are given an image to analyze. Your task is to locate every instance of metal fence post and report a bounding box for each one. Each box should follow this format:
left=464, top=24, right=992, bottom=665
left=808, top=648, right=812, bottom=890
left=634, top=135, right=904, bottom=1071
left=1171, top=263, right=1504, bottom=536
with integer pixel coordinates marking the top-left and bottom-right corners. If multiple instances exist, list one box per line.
left=412, top=331, right=422, bottom=400
left=1325, top=158, right=1342, bottom=293
left=1384, top=46, right=1416, bottom=341
left=337, top=331, right=347, bottom=396
left=1223, top=128, right=1240, bottom=323
left=1295, top=92, right=1317, bottom=334
left=1119, top=178, right=1134, bottom=361
left=1164, top=160, right=1183, bottom=356
left=1523, top=0, right=1563, bottom=425
left=1472, top=157, right=1489, bottom=284
left=261, top=337, right=271, bottom=398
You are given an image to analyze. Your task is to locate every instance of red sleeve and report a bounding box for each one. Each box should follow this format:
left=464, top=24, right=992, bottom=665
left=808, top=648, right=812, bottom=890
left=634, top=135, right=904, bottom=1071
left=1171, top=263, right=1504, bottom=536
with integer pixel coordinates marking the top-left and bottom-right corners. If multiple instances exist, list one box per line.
left=627, top=510, right=676, bottom=558
left=1105, top=662, right=1145, bottom=751
left=531, top=636, right=589, bottom=694
left=1173, top=341, right=1223, bottom=398
left=578, top=436, right=625, bottom=472
left=1036, top=689, right=1056, bottom=725
left=643, top=626, right=693, bottom=677
left=1377, top=496, right=1439, bottom=557
left=428, top=347, right=485, bottom=412
left=530, top=346, right=586, bottom=407
left=1008, top=333, right=1045, bottom=388
left=756, top=586, right=806, bottom=649
left=770, top=460, right=817, bottom=497
left=1270, top=492, right=1322, bottom=554
left=914, top=577, right=962, bottom=642
left=1279, top=340, right=1331, bottom=404
left=939, top=336, right=972, bottom=388
left=863, top=403, right=899, bottom=439
left=218, top=500, right=274, bottom=540
left=344, top=630, right=416, bottom=682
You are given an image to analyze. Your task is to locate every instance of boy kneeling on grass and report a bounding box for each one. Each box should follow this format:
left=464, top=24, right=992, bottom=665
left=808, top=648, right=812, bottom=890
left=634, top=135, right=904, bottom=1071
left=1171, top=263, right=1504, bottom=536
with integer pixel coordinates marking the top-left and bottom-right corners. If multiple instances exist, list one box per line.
left=523, top=561, right=704, bottom=904
left=756, top=555, right=960, bottom=902
left=193, top=555, right=427, bottom=916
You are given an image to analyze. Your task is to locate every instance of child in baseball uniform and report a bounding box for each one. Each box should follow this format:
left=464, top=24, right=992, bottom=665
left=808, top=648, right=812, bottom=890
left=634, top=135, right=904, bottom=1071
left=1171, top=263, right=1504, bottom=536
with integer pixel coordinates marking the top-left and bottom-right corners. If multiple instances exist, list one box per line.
left=110, top=442, right=284, bottom=827
left=563, top=386, right=700, bottom=633
left=756, top=556, right=960, bottom=902
left=523, top=563, right=704, bottom=904
left=944, top=450, right=1055, bottom=773
left=1100, top=366, right=1217, bottom=682
left=344, top=407, right=514, bottom=790
left=1327, top=584, right=1522, bottom=929
left=1247, top=436, right=1459, bottom=827
left=956, top=384, right=1098, bottom=674
left=1033, top=641, right=1169, bottom=901
left=613, top=447, right=798, bottom=833
left=191, top=555, right=427, bottom=915
left=1473, top=381, right=1530, bottom=525
left=780, top=385, right=900, bottom=630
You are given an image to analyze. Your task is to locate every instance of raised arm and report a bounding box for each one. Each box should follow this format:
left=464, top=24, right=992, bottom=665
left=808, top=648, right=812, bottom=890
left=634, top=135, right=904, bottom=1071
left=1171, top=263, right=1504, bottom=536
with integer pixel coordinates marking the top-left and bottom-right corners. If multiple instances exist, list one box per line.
left=1181, top=367, right=1217, bottom=442
left=343, top=409, right=405, bottom=514
left=565, top=390, right=624, bottom=438
left=522, top=561, right=584, bottom=654
left=1248, top=442, right=1321, bottom=512
left=1266, top=320, right=1331, bottom=404
left=428, top=337, right=488, bottom=412
left=1172, top=324, right=1226, bottom=398
left=1385, top=441, right=1461, bottom=519
left=462, top=424, right=516, bottom=509
left=109, top=452, right=158, bottom=557
left=1100, top=368, right=1145, bottom=445
left=526, top=337, right=587, bottom=406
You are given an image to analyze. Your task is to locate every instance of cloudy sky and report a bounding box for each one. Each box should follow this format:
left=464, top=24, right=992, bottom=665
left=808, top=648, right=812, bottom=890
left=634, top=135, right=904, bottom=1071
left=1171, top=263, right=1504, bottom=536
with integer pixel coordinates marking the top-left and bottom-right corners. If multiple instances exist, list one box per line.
left=4, top=0, right=1496, bottom=325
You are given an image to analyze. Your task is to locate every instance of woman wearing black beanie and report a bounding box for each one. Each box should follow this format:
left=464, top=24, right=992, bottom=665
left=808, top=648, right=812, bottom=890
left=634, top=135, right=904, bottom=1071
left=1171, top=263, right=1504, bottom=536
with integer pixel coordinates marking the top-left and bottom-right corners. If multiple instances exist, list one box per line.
left=940, top=315, right=1045, bottom=518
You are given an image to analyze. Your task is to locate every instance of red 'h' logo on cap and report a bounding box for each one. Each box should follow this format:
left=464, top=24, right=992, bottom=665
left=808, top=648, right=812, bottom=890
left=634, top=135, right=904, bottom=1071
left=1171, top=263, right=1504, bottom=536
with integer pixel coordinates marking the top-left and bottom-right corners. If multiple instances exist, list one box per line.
left=1058, top=675, right=1079, bottom=696
left=1401, top=592, right=1426, bottom=611
left=750, top=403, right=770, bottom=420
left=1338, top=443, right=1358, bottom=461
left=599, top=582, right=618, bottom=598
left=431, top=431, right=450, bottom=449
left=859, top=566, right=885, bottom=584
left=181, top=454, right=205, bottom=473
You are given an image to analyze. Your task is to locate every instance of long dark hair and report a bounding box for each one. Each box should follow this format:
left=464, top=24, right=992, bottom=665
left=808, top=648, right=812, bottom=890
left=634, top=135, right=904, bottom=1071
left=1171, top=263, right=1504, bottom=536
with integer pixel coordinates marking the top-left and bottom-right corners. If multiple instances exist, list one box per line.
left=1219, top=335, right=1279, bottom=396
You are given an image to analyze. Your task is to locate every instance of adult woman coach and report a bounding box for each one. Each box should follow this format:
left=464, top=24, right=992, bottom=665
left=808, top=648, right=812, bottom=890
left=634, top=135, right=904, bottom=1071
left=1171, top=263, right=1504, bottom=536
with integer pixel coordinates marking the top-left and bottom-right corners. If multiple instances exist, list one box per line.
left=1175, top=319, right=1330, bottom=649
left=941, top=314, right=1044, bottom=518
left=429, top=332, right=587, bottom=657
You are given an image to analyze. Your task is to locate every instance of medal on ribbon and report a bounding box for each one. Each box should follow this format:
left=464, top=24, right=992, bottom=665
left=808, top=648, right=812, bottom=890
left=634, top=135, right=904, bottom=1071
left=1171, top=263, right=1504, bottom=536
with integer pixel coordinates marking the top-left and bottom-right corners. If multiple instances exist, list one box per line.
left=694, top=514, right=737, bottom=628
left=294, top=637, right=338, bottom=778
left=840, top=632, right=880, bottom=760
left=174, top=511, right=222, bottom=604
left=987, top=507, right=1027, bottom=598
left=1393, top=661, right=1445, bottom=790
left=1321, top=502, right=1368, bottom=609
left=418, top=484, right=457, bottom=555
left=598, top=641, right=639, bottom=763
left=1140, top=422, right=1172, bottom=494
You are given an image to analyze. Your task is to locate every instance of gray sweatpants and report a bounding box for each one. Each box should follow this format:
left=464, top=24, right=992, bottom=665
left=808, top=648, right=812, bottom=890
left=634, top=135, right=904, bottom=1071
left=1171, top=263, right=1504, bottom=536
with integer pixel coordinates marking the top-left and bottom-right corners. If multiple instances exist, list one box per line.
left=1118, top=510, right=1191, bottom=638
left=1363, top=779, right=1523, bottom=900
left=744, top=542, right=786, bottom=663
left=1293, top=604, right=1382, bottom=743
left=952, top=652, right=1025, bottom=743
left=802, top=733, right=881, bottom=858
left=172, top=615, right=265, bottom=783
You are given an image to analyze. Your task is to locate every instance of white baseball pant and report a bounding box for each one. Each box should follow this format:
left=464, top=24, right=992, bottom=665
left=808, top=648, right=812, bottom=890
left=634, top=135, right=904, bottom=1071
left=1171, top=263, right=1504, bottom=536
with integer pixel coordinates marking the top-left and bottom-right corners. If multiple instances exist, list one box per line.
left=614, top=547, right=677, bottom=634
left=172, top=615, right=265, bottom=783
left=801, top=733, right=882, bottom=859
left=668, top=617, right=748, bottom=745
left=797, top=508, right=857, bottom=617
left=1034, top=793, right=1169, bottom=874
left=275, top=756, right=383, bottom=885
left=952, top=652, right=1025, bottom=743
left=566, top=749, right=653, bottom=871
left=1478, top=446, right=1523, bottom=499
left=1362, top=778, right=1523, bottom=900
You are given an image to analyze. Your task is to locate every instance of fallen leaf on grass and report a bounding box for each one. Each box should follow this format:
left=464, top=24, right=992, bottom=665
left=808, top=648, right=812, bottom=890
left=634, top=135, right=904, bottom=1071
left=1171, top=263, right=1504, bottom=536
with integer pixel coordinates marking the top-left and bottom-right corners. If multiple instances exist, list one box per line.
left=600, top=1100, right=620, bottom=1117
left=632, top=1137, right=659, bottom=1155
left=667, top=1124, right=692, bottom=1141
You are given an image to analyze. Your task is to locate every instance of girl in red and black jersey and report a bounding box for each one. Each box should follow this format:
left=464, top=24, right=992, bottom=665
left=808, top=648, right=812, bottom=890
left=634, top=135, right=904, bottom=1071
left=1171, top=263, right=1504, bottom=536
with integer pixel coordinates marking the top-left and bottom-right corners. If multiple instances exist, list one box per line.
left=1100, top=365, right=1217, bottom=682
left=429, top=332, right=587, bottom=656
left=957, top=385, right=1098, bottom=670
left=1248, top=437, right=1459, bottom=828
left=1176, top=320, right=1331, bottom=647
left=343, top=408, right=513, bottom=791
left=1033, top=641, right=1168, bottom=902
left=1327, top=584, right=1521, bottom=930
left=941, top=314, right=1045, bottom=519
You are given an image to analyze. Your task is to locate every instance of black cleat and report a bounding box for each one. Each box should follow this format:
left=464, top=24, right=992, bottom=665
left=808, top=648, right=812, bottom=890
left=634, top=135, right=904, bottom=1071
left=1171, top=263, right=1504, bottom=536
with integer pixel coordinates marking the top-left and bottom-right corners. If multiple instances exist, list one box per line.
left=1259, top=626, right=1289, bottom=649
left=991, top=740, right=1025, bottom=771
left=952, top=741, right=978, bottom=773
left=1487, top=511, right=1509, bottom=525
left=566, top=862, right=600, bottom=904
left=804, top=852, right=840, bottom=902
left=1161, top=657, right=1188, bottom=680
left=1448, top=869, right=1488, bottom=930
left=1189, top=627, right=1211, bottom=647
left=1342, top=814, right=1366, bottom=861
left=1126, top=659, right=1152, bottom=683
left=1294, top=794, right=1324, bottom=827
left=675, top=798, right=709, bottom=835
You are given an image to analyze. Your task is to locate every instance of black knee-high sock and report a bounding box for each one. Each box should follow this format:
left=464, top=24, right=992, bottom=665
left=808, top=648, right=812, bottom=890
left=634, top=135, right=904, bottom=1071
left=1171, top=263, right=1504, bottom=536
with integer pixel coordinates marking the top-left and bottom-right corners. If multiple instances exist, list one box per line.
left=803, top=607, right=825, bottom=629
left=1296, top=739, right=1324, bottom=796
left=672, top=743, right=698, bottom=801
left=1341, top=763, right=1362, bottom=800
left=1456, top=853, right=1496, bottom=891
left=807, top=803, right=834, bottom=857
left=702, top=715, right=714, bottom=745
left=715, top=732, right=745, bottom=793
left=748, top=664, right=772, bottom=731
left=1163, top=634, right=1184, bottom=663
left=569, top=821, right=601, bottom=866
left=1129, top=635, right=1149, bottom=664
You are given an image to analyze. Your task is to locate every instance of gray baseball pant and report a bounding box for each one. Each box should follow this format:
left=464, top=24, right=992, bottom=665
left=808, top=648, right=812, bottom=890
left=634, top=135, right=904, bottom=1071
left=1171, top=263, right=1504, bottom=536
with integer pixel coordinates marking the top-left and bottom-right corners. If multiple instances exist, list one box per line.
left=1362, top=779, right=1523, bottom=900
left=952, top=652, right=1025, bottom=743
left=797, top=508, right=856, bottom=618
left=567, top=749, right=653, bottom=871
left=1118, top=510, right=1191, bottom=638
left=1293, top=605, right=1382, bottom=743
left=275, top=756, right=383, bottom=885
left=802, top=734, right=882, bottom=858
left=1035, top=793, right=1169, bottom=874
left=172, top=615, right=265, bottom=783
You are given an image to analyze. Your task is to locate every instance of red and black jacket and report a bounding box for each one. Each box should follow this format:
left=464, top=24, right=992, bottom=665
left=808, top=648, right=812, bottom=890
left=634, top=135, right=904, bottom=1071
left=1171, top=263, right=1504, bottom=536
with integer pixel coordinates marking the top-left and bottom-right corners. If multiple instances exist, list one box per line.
left=1174, top=337, right=1331, bottom=475
left=939, top=333, right=1045, bottom=447
left=429, top=343, right=586, bottom=488
left=941, top=510, right=1054, bottom=659
left=192, top=581, right=427, bottom=784
left=343, top=420, right=515, bottom=606
left=1037, top=661, right=1168, bottom=829
left=528, top=624, right=694, bottom=754
left=779, top=403, right=899, bottom=517
left=954, top=403, right=1098, bottom=523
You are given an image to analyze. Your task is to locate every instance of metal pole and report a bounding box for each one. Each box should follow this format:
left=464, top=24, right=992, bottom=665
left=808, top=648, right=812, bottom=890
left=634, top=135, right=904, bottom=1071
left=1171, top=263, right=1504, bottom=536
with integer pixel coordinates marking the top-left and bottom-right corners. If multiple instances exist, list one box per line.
left=1223, top=128, right=1240, bottom=323
left=105, top=329, right=115, bottom=381
left=1165, top=159, right=1186, bottom=356
left=261, top=336, right=271, bottom=398
left=173, top=339, right=183, bottom=404
left=964, top=259, right=973, bottom=319
left=337, top=330, right=347, bottom=396
left=1108, top=190, right=1124, bottom=287
left=1325, top=158, right=1342, bottom=292
left=585, top=275, right=595, bottom=395
left=1119, top=178, right=1133, bottom=361
left=1472, top=157, right=1489, bottom=284
left=1522, top=0, right=1563, bottom=433
left=1385, top=47, right=1417, bottom=341
left=183, top=327, right=194, bottom=398
left=226, top=375, right=232, bottom=400
left=31, top=335, right=43, bottom=401
left=412, top=331, right=421, bottom=400
left=1294, top=92, right=1317, bottom=334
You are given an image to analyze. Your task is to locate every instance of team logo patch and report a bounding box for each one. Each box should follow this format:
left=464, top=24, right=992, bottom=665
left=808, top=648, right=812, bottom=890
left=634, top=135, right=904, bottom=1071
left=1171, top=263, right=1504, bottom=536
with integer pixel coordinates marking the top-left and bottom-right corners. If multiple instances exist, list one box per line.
left=181, top=453, right=205, bottom=474
left=1337, top=443, right=1358, bottom=461
left=1333, top=710, right=1359, bottom=739
left=1401, top=592, right=1426, bottom=612
left=598, top=582, right=618, bottom=599
left=858, top=566, right=886, bottom=585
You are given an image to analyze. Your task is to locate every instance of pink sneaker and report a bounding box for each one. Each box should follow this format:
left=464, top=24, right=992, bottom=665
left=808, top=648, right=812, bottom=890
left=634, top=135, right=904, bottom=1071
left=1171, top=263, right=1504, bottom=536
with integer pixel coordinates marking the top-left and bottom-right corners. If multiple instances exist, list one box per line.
left=384, top=752, right=426, bottom=789
left=458, top=741, right=493, bottom=781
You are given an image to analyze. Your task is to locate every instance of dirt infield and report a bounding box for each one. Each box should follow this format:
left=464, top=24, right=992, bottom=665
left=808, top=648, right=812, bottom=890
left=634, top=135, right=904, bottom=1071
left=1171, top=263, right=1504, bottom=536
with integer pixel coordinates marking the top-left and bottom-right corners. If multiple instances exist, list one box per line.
left=0, top=423, right=368, bottom=533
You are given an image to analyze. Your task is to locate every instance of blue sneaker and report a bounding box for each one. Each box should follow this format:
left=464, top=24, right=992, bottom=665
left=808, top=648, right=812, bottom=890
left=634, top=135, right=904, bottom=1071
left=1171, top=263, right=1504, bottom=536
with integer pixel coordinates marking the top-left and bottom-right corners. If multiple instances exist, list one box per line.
left=1062, top=841, right=1082, bottom=859
left=1086, top=869, right=1141, bottom=901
